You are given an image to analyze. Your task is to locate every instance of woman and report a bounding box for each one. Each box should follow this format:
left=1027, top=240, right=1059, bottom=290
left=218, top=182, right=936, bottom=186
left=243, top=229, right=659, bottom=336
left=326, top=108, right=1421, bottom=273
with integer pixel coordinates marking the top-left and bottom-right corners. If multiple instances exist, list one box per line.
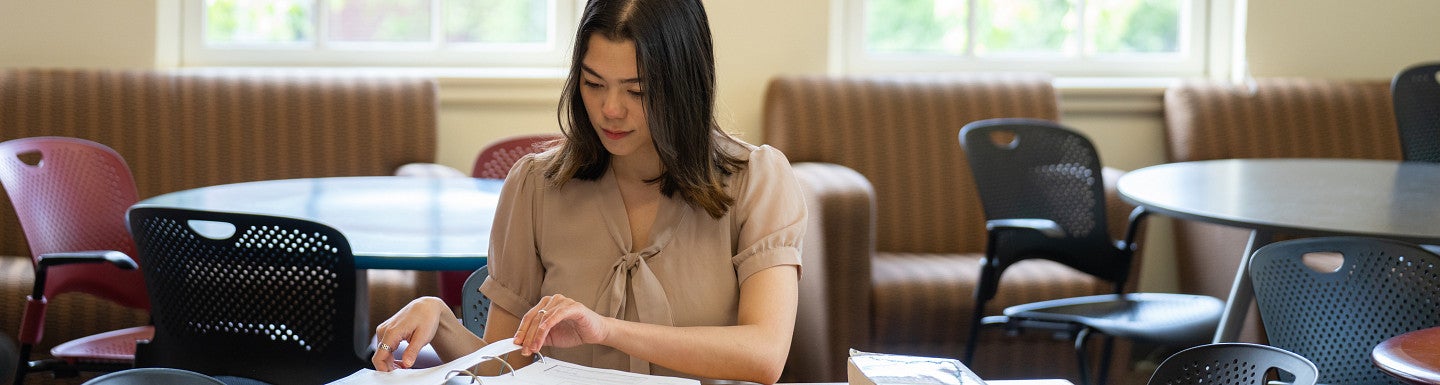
left=370, top=0, right=807, bottom=383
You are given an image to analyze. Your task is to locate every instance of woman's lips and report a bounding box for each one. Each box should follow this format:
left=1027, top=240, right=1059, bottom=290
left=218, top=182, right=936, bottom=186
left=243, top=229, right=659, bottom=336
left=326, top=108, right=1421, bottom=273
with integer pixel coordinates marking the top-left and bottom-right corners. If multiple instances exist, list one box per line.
left=603, top=129, right=631, bottom=140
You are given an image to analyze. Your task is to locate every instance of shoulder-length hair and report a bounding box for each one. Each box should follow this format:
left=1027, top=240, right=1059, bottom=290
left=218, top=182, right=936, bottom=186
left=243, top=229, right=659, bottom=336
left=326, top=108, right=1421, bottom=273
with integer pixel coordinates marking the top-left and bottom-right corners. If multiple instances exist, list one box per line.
left=541, top=0, right=745, bottom=219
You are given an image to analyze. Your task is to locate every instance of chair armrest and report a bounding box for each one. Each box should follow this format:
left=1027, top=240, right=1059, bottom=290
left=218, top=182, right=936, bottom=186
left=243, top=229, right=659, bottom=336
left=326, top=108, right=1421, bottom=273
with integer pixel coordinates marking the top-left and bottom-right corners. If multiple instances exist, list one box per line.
left=31, top=250, right=136, bottom=299
left=36, top=250, right=136, bottom=270
left=986, top=219, right=1065, bottom=238
left=785, top=162, right=875, bottom=382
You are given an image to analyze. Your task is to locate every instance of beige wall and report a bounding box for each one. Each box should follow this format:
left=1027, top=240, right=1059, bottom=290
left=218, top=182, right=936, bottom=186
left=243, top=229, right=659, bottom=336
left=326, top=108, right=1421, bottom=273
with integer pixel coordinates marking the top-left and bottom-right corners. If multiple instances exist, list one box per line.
left=4, top=0, right=1440, bottom=292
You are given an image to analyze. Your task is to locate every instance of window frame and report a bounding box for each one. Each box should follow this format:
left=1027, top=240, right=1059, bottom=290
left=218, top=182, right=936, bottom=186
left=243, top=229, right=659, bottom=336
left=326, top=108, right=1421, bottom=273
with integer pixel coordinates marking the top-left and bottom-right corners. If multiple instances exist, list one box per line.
left=180, top=0, right=582, bottom=68
left=837, top=0, right=1243, bottom=80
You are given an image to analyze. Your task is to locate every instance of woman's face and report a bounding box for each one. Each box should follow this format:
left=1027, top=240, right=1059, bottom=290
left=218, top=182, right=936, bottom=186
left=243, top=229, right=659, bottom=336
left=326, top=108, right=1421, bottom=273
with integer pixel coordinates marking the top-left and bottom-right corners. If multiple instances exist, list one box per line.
left=579, top=35, right=653, bottom=159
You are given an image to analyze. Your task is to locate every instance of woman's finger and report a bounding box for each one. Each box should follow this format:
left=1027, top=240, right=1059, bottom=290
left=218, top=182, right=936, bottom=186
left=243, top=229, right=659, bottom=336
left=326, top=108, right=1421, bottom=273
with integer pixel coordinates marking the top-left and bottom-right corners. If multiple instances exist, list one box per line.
left=371, top=325, right=404, bottom=371
left=515, top=295, right=551, bottom=355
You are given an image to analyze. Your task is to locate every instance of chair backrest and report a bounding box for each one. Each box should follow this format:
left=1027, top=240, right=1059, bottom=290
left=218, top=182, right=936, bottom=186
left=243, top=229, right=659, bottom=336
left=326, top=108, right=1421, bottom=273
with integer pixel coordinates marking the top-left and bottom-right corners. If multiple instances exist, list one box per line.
left=0, top=137, right=149, bottom=308
left=1392, top=62, right=1440, bottom=162
left=471, top=134, right=560, bottom=179
left=1148, top=343, right=1318, bottom=385
left=959, top=118, right=1131, bottom=290
left=82, top=367, right=226, bottom=385
left=763, top=73, right=1058, bottom=255
left=1249, top=236, right=1440, bottom=385
left=460, top=265, right=492, bottom=337
left=127, top=207, right=367, bottom=385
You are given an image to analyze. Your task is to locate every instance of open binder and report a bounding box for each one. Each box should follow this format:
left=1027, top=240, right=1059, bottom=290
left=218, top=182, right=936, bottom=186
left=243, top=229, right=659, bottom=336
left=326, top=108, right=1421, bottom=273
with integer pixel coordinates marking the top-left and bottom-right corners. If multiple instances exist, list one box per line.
left=328, top=340, right=699, bottom=385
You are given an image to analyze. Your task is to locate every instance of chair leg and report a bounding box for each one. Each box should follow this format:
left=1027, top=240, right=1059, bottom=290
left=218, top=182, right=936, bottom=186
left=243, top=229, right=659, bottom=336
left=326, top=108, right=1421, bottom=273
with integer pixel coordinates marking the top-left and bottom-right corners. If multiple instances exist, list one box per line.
left=1095, top=335, right=1115, bottom=385
left=1073, top=327, right=1093, bottom=385
left=963, top=300, right=987, bottom=364
left=14, top=344, right=30, bottom=385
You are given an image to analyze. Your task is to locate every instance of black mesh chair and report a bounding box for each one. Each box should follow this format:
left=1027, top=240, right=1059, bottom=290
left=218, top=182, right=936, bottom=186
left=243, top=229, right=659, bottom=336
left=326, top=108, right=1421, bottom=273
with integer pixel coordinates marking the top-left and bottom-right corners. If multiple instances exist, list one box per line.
left=126, top=207, right=368, bottom=385
left=959, top=118, right=1224, bottom=385
left=1392, top=62, right=1440, bottom=162
left=461, top=265, right=492, bottom=337
left=1249, top=236, right=1440, bottom=385
left=1148, top=343, right=1317, bottom=385
left=82, top=367, right=227, bottom=385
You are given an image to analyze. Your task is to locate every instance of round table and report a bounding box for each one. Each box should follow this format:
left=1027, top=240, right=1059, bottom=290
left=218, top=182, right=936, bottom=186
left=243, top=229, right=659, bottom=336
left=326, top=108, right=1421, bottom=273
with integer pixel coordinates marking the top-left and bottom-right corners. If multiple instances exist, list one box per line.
left=1373, top=326, right=1440, bottom=385
left=1118, top=158, right=1440, bottom=342
left=134, top=176, right=503, bottom=271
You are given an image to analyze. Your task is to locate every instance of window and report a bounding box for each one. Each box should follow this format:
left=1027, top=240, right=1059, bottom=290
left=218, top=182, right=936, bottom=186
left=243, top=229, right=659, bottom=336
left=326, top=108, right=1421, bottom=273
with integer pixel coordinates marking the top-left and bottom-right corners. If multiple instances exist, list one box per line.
left=844, top=0, right=1241, bottom=79
left=183, top=0, right=580, bottom=68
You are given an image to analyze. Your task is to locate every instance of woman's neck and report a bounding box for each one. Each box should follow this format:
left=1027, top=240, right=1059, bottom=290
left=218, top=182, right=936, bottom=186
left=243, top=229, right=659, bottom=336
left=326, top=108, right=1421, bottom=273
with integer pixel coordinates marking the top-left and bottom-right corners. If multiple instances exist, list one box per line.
left=610, top=150, right=663, bottom=184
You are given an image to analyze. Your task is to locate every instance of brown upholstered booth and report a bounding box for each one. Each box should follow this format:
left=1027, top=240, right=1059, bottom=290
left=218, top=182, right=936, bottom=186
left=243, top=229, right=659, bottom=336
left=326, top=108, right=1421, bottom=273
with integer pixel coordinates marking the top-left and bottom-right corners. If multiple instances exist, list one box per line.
left=764, top=73, right=1149, bottom=383
left=0, top=68, right=442, bottom=384
left=1161, top=78, right=1399, bottom=344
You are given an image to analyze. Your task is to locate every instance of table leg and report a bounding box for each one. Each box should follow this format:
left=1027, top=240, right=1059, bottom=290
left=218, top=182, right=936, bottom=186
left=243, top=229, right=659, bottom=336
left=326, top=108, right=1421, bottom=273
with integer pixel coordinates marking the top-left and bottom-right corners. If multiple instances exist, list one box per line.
left=1212, top=228, right=1274, bottom=343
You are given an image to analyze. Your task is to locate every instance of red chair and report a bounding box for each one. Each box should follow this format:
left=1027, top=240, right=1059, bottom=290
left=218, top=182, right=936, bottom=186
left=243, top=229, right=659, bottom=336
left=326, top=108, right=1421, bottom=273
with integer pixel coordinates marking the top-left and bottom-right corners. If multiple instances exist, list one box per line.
left=438, top=133, right=560, bottom=307
left=0, top=137, right=153, bottom=383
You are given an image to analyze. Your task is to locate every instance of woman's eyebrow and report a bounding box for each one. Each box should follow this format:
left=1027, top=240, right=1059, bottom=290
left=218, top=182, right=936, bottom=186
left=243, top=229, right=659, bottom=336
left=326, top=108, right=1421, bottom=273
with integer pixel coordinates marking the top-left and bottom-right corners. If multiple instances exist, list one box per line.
left=581, top=64, right=643, bottom=84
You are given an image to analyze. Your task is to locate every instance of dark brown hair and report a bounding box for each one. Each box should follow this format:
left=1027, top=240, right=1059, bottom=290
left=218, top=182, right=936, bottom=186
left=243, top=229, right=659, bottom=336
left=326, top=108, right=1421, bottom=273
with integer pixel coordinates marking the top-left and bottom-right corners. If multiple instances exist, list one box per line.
left=542, top=0, right=745, bottom=219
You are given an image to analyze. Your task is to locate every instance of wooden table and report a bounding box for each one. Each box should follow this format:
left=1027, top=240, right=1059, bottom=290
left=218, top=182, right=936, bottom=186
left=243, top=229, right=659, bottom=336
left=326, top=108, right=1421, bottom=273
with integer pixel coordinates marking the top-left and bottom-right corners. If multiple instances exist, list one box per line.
left=1118, top=158, right=1440, bottom=342
left=1373, top=326, right=1440, bottom=385
left=134, top=176, right=503, bottom=271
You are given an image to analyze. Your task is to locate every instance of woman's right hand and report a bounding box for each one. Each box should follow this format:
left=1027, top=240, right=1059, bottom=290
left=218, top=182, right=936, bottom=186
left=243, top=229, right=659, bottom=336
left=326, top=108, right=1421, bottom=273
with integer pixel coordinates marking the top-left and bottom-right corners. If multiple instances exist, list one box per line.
left=370, top=296, right=451, bottom=371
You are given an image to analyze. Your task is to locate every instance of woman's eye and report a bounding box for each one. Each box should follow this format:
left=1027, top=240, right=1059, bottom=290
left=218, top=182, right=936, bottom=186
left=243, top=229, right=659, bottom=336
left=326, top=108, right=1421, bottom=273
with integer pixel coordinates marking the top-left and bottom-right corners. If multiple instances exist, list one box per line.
left=628, top=90, right=644, bottom=97
left=583, top=81, right=603, bottom=89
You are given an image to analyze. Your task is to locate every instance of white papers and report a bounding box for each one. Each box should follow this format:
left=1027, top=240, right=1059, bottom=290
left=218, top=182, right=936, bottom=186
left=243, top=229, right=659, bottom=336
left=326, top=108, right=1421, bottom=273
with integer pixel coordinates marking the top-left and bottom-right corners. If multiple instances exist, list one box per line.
left=328, top=340, right=699, bottom=385
left=328, top=339, right=524, bottom=385
left=846, top=349, right=987, bottom=385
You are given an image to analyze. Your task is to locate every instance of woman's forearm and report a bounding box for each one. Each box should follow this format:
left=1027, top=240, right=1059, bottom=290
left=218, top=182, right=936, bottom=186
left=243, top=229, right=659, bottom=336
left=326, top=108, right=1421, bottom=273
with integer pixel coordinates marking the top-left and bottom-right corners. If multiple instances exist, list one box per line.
left=601, top=319, right=792, bottom=384
left=601, top=265, right=799, bottom=384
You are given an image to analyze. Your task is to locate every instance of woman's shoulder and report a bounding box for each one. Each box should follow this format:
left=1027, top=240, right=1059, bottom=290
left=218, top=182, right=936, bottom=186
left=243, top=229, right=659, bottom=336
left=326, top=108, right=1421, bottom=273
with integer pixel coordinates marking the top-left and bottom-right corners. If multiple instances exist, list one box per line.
left=716, top=133, right=791, bottom=167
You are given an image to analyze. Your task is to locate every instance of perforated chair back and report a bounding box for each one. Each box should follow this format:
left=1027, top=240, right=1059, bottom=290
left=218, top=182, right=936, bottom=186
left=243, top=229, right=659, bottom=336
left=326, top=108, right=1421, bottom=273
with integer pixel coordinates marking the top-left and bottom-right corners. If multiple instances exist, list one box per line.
left=128, top=207, right=367, bottom=385
left=1249, top=236, right=1440, bottom=385
left=960, top=118, right=1130, bottom=292
left=1148, top=343, right=1318, bottom=385
left=0, top=137, right=148, bottom=308
left=1393, top=62, right=1440, bottom=162
left=460, top=265, right=492, bottom=337
left=470, top=134, right=560, bottom=179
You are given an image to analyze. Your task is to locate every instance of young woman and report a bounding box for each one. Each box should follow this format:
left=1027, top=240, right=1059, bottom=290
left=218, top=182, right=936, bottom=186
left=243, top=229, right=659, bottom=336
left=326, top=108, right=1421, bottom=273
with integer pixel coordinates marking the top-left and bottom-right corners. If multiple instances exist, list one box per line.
left=370, top=0, right=806, bottom=383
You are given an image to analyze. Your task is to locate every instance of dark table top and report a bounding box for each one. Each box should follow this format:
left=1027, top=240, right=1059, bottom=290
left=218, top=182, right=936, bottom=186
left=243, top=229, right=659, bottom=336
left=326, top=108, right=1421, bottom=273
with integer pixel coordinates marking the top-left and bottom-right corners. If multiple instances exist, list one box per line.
left=134, top=176, right=503, bottom=271
left=1118, top=158, right=1440, bottom=244
left=1373, top=326, right=1440, bottom=385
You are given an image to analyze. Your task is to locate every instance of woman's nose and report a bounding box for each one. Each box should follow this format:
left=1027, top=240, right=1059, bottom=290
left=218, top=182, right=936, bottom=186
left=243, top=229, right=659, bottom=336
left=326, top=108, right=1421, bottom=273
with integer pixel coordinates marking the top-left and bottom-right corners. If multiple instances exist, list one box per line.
left=602, top=92, right=626, bottom=119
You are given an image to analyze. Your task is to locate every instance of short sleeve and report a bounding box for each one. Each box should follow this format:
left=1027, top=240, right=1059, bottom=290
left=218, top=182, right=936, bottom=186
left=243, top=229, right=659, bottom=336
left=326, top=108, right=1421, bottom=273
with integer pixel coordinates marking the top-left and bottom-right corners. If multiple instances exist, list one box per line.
left=479, top=155, right=547, bottom=317
left=730, top=145, right=808, bottom=283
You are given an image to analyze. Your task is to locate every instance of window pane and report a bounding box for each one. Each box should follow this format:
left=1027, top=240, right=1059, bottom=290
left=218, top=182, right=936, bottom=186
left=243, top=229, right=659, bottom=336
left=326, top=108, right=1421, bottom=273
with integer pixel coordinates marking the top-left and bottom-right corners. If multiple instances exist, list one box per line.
left=325, top=0, right=431, bottom=43
left=864, top=0, right=965, bottom=54
left=205, top=0, right=313, bottom=45
left=1087, top=0, right=1182, bottom=54
left=975, top=0, right=1074, bottom=55
left=445, top=0, right=549, bottom=44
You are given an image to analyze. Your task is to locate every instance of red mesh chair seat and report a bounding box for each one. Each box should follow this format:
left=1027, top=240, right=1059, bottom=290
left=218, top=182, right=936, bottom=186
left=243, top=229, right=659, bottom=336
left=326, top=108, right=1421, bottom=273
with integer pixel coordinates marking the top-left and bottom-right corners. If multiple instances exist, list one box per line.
left=50, top=326, right=154, bottom=363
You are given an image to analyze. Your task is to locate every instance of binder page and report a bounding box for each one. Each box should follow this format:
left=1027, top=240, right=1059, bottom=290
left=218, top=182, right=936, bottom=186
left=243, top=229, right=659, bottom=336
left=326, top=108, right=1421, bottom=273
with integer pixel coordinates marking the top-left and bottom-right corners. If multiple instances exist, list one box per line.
left=327, top=339, right=523, bottom=385
left=482, top=355, right=699, bottom=385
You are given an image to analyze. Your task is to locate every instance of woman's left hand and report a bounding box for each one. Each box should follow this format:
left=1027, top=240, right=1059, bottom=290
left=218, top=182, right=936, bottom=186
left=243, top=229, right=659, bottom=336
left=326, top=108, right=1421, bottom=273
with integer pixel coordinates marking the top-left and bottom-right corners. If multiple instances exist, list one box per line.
left=515, top=294, right=608, bottom=356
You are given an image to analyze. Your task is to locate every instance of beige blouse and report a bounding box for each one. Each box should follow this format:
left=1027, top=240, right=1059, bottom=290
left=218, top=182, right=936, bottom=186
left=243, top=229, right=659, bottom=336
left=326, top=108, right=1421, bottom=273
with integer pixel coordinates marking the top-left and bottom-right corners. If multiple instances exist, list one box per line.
left=478, top=138, right=807, bottom=377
